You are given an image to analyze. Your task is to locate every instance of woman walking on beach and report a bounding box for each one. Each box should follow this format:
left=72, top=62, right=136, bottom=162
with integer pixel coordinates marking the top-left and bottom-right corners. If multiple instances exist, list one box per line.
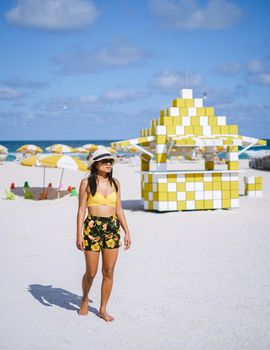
left=76, top=149, right=131, bottom=321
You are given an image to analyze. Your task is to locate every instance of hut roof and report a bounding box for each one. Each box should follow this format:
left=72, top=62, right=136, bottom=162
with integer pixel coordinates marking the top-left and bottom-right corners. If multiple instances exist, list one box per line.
left=110, top=89, right=267, bottom=152
left=111, top=134, right=266, bottom=150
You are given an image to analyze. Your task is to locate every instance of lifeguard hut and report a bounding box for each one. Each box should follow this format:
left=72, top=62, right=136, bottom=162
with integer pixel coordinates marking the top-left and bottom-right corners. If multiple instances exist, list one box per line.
left=111, top=89, right=266, bottom=211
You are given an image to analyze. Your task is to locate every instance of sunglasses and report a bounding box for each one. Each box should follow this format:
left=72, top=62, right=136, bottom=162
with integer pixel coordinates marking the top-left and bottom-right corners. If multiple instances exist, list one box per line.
left=99, top=158, right=114, bottom=165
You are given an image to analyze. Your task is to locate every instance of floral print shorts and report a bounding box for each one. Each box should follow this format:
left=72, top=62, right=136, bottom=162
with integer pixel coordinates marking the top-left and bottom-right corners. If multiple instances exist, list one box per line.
left=83, top=214, right=121, bottom=252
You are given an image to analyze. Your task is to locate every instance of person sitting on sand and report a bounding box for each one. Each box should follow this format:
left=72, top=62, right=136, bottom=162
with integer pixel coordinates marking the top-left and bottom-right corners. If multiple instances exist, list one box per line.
left=76, top=149, right=131, bottom=321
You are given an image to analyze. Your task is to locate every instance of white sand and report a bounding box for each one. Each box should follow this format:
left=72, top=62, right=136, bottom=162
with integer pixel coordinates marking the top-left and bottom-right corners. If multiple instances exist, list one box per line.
left=0, top=160, right=270, bottom=350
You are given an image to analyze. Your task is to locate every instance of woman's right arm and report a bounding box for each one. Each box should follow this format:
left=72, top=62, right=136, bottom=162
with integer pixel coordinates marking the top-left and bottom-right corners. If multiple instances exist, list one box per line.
left=76, top=178, right=88, bottom=251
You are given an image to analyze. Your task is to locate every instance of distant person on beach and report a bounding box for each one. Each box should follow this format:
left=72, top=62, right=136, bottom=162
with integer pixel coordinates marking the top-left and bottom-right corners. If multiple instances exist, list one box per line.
left=76, top=149, right=131, bottom=321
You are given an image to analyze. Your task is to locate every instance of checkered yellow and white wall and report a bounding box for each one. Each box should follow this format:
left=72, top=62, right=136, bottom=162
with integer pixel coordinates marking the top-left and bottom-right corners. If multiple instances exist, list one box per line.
left=244, top=176, right=262, bottom=197
left=141, top=171, right=240, bottom=211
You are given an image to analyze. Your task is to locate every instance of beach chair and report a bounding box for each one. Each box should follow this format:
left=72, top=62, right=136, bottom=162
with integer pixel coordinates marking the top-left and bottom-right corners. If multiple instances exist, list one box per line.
left=23, top=188, right=34, bottom=199
left=5, top=189, right=16, bottom=200
left=70, top=188, right=78, bottom=197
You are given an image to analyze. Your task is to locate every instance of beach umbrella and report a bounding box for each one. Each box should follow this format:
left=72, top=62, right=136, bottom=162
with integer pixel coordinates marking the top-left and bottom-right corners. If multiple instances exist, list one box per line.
left=37, top=154, right=87, bottom=171
left=0, top=145, right=8, bottom=154
left=45, top=143, right=61, bottom=152
left=21, top=155, right=41, bottom=166
left=73, top=147, right=89, bottom=154
left=17, top=144, right=43, bottom=154
left=21, top=154, right=87, bottom=198
left=45, top=144, right=75, bottom=153
left=82, top=144, right=101, bottom=151
left=124, top=145, right=138, bottom=153
left=82, top=144, right=116, bottom=154
left=116, top=144, right=138, bottom=154
left=128, top=145, right=138, bottom=152
left=108, top=147, right=117, bottom=154
left=37, top=154, right=87, bottom=197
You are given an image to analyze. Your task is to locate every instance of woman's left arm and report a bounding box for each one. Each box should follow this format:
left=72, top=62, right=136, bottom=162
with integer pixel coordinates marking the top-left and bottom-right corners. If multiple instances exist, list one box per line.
left=115, top=180, right=131, bottom=250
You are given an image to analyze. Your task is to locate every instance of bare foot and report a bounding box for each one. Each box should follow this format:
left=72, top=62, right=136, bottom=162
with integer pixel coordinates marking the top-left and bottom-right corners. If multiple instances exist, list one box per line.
left=98, top=310, right=115, bottom=322
left=78, top=298, right=89, bottom=315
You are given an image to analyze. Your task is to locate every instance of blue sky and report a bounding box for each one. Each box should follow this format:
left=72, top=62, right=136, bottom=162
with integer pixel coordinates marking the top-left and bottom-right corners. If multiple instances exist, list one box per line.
left=0, top=0, right=270, bottom=140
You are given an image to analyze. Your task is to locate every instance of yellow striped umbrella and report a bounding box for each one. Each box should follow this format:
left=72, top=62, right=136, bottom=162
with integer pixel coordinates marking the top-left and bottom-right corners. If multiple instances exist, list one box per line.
left=37, top=154, right=87, bottom=171
left=45, top=144, right=75, bottom=153
left=73, top=147, right=89, bottom=154
left=21, top=154, right=87, bottom=198
left=117, top=145, right=138, bottom=153
left=126, top=145, right=138, bottom=153
left=82, top=144, right=100, bottom=151
left=82, top=144, right=117, bottom=154
left=38, top=154, right=87, bottom=197
left=45, top=143, right=61, bottom=151
left=21, top=155, right=41, bottom=166
left=17, top=144, right=43, bottom=153
left=108, top=147, right=117, bottom=154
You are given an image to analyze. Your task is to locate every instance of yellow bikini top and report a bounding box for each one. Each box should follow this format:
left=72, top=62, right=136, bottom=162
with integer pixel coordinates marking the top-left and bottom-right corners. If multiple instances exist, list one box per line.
left=88, top=191, right=117, bottom=207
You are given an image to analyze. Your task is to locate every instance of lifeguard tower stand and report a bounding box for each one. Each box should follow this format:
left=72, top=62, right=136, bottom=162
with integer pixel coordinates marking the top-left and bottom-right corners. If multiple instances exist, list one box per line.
left=111, top=89, right=266, bottom=211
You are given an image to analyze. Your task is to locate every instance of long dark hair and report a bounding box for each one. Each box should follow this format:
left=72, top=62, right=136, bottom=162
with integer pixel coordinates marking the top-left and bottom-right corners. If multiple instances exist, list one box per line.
left=87, top=161, right=118, bottom=196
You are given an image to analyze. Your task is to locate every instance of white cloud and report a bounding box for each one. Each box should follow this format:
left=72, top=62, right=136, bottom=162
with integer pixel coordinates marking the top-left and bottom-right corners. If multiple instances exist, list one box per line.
left=215, top=62, right=242, bottom=76
left=78, top=95, right=99, bottom=105
left=246, top=59, right=270, bottom=86
left=247, top=60, right=265, bottom=74
left=102, top=89, right=149, bottom=103
left=214, top=58, right=270, bottom=86
left=0, top=87, right=23, bottom=100
left=35, top=87, right=149, bottom=114
left=52, top=41, right=147, bottom=74
left=218, top=103, right=270, bottom=137
left=201, top=86, right=248, bottom=109
left=248, top=73, right=270, bottom=86
left=150, top=70, right=203, bottom=93
left=2, top=77, right=49, bottom=90
left=5, top=0, right=99, bottom=31
left=149, top=0, right=242, bottom=30
left=192, top=86, right=269, bottom=137
left=76, top=88, right=149, bottom=105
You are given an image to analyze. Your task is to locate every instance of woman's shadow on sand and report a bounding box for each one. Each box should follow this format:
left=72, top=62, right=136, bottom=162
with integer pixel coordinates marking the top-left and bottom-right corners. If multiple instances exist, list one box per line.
left=28, top=284, right=99, bottom=315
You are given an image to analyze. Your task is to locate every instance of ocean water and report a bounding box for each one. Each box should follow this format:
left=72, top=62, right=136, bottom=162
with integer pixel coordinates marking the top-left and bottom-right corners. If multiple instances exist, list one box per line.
left=1, top=139, right=270, bottom=161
